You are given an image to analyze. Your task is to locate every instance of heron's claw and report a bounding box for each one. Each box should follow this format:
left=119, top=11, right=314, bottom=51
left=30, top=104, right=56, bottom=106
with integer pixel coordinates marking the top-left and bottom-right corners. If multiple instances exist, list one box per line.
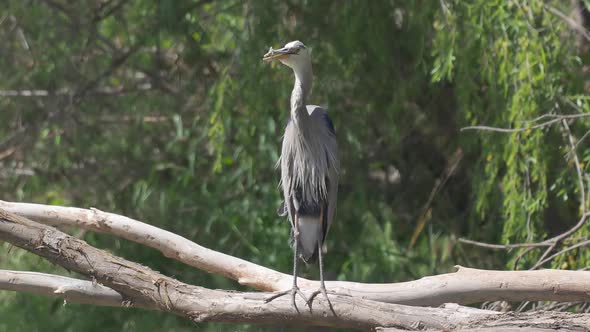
left=264, top=285, right=310, bottom=312
left=307, top=285, right=336, bottom=315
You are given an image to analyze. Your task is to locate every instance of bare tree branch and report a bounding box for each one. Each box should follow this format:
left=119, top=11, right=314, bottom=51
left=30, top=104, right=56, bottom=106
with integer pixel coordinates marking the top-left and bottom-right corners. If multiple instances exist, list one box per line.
left=1, top=209, right=589, bottom=330
left=461, top=113, right=590, bottom=133
left=0, top=270, right=149, bottom=308
left=2, top=201, right=590, bottom=307
left=379, top=307, right=589, bottom=332
left=458, top=238, right=550, bottom=249
left=0, top=200, right=291, bottom=291
left=377, top=302, right=590, bottom=330
left=0, top=209, right=492, bottom=330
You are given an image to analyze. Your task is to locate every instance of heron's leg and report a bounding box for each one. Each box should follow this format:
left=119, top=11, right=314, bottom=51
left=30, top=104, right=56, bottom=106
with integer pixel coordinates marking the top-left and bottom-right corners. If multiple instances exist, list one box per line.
left=264, top=215, right=309, bottom=311
left=307, top=240, right=336, bottom=315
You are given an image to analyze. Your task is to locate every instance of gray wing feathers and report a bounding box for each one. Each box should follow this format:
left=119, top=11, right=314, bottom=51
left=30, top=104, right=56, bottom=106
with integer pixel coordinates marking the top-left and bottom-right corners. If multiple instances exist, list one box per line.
left=309, top=106, right=339, bottom=241
left=324, top=118, right=339, bottom=241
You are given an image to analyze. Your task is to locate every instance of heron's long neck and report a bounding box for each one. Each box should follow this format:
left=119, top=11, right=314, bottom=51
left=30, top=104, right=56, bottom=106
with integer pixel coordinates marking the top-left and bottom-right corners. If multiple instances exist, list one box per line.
left=290, top=63, right=313, bottom=129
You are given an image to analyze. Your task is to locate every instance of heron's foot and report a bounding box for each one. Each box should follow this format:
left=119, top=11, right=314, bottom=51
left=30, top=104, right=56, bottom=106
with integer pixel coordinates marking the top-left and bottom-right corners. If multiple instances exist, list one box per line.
left=307, top=285, right=336, bottom=315
left=264, top=285, right=310, bottom=312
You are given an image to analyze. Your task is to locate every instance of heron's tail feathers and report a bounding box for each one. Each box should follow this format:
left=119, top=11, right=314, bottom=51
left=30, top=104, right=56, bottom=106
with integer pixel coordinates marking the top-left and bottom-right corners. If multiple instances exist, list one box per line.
left=295, top=215, right=322, bottom=263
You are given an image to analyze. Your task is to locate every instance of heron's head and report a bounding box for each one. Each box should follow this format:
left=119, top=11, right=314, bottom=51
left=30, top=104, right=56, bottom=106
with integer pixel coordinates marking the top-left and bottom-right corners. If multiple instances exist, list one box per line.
left=263, top=40, right=310, bottom=71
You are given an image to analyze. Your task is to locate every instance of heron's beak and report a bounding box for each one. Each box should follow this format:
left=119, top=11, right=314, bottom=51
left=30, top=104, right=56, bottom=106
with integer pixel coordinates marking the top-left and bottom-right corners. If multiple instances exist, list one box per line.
left=262, top=47, right=294, bottom=62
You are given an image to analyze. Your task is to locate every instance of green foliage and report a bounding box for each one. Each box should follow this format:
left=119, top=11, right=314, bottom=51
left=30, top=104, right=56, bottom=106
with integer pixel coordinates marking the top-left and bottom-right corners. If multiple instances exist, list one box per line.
left=1, top=0, right=590, bottom=330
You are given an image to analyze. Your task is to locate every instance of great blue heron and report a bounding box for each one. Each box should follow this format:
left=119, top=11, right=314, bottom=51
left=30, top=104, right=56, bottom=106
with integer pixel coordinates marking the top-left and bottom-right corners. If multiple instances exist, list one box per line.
left=262, top=40, right=339, bottom=312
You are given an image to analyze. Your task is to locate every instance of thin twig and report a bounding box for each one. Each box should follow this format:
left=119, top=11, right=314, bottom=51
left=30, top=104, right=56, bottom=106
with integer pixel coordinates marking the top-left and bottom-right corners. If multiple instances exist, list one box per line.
left=461, top=113, right=590, bottom=133
left=93, top=0, right=131, bottom=22
left=534, top=242, right=557, bottom=271
left=544, top=4, right=590, bottom=42
left=460, top=214, right=589, bottom=251
left=513, top=247, right=535, bottom=270
left=572, top=129, right=590, bottom=152
left=410, top=149, right=463, bottom=248
left=545, top=213, right=590, bottom=244
left=532, top=239, right=590, bottom=270
left=458, top=238, right=550, bottom=249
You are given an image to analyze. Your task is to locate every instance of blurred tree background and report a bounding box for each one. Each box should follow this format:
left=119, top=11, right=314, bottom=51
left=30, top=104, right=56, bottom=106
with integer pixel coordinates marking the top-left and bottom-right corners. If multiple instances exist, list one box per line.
left=1, top=0, right=590, bottom=331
